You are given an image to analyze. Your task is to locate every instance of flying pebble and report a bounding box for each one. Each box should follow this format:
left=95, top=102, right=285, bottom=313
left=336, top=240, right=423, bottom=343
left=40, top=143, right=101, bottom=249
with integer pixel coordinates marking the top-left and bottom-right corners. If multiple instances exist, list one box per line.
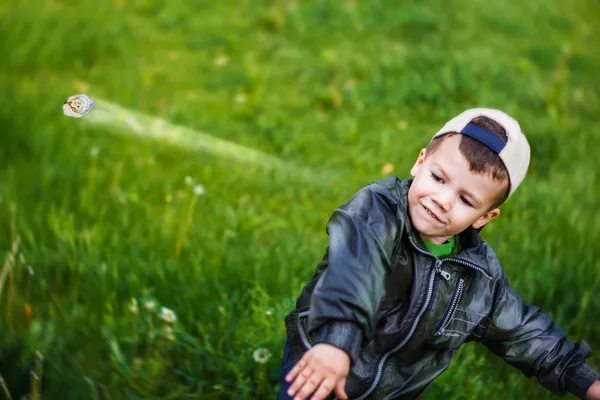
left=63, top=94, right=95, bottom=118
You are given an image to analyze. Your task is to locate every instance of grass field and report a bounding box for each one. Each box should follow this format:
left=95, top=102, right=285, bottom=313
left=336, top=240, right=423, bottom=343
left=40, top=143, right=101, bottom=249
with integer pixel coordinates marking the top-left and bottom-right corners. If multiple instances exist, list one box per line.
left=1, top=0, right=599, bottom=398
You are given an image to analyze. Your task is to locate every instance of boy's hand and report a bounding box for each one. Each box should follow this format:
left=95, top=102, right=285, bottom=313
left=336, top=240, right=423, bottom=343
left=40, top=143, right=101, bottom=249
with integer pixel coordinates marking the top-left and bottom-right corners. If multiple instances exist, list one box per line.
left=586, top=380, right=600, bottom=399
left=285, top=343, right=350, bottom=400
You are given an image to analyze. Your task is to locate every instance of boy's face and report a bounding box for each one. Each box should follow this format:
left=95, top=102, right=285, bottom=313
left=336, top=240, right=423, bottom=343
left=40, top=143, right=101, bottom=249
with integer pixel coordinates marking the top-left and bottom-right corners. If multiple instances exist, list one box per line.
left=408, top=134, right=506, bottom=244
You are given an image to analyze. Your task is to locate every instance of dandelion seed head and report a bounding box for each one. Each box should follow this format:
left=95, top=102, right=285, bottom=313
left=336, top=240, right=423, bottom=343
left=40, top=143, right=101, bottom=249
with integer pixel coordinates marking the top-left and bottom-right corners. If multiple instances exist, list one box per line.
left=164, top=325, right=175, bottom=341
left=160, top=307, right=177, bottom=323
left=235, top=93, right=247, bottom=104
left=253, top=348, right=272, bottom=364
left=145, top=300, right=156, bottom=311
left=193, top=184, right=205, bottom=196
left=129, top=298, right=139, bottom=314
left=214, top=55, right=229, bottom=66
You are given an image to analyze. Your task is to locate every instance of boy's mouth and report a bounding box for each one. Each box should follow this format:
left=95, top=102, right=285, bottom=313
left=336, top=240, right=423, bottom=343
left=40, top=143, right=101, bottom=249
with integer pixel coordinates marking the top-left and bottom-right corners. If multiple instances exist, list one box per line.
left=422, top=204, right=444, bottom=224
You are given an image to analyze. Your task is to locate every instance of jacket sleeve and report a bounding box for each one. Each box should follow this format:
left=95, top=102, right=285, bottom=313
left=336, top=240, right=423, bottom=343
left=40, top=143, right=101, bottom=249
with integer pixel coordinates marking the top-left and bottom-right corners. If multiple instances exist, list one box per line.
left=306, top=183, right=399, bottom=365
left=479, top=272, right=599, bottom=399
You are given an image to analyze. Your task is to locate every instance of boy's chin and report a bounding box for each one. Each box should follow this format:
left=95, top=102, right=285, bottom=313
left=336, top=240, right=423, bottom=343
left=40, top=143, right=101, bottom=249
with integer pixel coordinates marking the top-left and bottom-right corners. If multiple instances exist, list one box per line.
left=411, top=218, right=442, bottom=237
left=412, top=218, right=464, bottom=239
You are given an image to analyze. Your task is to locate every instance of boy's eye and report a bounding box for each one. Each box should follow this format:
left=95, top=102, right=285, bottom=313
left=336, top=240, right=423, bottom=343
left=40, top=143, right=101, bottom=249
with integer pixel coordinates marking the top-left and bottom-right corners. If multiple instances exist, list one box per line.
left=460, top=196, right=473, bottom=207
left=431, top=173, right=443, bottom=183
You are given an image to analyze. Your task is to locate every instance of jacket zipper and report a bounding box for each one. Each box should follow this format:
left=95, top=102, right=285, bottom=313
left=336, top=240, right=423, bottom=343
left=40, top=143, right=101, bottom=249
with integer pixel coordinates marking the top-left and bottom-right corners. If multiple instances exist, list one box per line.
left=313, top=234, right=488, bottom=400
left=434, top=277, right=465, bottom=336
left=351, top=235, right=478, bottom=399
left=441, top=257, right=492, bottom=280
left=352, top=235, right=446, bottom=400
left=352, top=259, right=439, bottom=400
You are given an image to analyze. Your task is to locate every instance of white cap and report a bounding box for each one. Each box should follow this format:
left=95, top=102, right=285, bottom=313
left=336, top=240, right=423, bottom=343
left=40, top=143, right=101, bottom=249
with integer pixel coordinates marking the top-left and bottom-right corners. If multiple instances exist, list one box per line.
left=430, top=108, right=531, bottom=199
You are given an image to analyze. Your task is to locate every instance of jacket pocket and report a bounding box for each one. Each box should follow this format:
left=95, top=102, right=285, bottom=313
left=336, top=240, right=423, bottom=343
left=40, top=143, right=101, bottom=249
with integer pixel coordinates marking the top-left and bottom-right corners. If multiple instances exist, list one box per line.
left=434, top=277, right=465, bottom=336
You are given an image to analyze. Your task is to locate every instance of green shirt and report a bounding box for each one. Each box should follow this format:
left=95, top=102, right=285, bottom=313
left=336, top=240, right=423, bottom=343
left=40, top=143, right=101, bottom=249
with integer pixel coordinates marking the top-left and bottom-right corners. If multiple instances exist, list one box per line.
left=423, top=235, right=459, bottom=257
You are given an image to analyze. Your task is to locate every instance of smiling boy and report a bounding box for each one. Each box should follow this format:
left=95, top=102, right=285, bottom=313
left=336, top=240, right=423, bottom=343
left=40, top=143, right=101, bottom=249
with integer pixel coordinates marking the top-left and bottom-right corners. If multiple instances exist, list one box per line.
left=277, top=109, right=600, bottom=400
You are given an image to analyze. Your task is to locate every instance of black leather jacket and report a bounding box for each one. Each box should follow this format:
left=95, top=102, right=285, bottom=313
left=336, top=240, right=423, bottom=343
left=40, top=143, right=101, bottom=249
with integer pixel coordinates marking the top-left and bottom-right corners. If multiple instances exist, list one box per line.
left=283, top=176, right=599, bottom=399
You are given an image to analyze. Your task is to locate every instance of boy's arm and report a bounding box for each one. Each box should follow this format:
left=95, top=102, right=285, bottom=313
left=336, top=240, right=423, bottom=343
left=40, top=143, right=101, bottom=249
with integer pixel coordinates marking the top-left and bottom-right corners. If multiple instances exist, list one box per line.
left=479, top=272, right=599, bottom=399
left=306, top=183, right=399, bottom=366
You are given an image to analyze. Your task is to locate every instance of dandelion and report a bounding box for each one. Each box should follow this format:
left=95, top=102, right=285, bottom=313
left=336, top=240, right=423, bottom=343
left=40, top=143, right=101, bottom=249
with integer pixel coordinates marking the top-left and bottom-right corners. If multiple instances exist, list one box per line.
left=235, top=93, right=247, bottom=105
left=160, top=307, right=177, bottom=324
left=163, top=325, right=175, bottom=341
left=253, top=348, right=272, bottom=364
left=381, top=163, right=395, bottom=175
left=214, top=54, right=229, bottom=66
left=193, top=184, right=205, bottom=196
left=129, top=298, right=138, bottom=314
left=144, top=300, right=156, bottom=311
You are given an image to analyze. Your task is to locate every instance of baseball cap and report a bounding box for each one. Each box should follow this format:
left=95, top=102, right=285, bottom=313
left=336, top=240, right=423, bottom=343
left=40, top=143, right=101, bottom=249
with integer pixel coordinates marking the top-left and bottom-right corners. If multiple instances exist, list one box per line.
left=430, top=108, right=531, bottom=199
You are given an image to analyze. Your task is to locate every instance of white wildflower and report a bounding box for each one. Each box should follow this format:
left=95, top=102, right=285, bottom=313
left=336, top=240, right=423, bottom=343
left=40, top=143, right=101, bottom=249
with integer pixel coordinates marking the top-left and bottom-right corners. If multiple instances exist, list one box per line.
left=265, top=310, right=273, bottom=316
left=253, top=348, right=272, bottom=364
left=193, top=184, right=205, bottom=196
left=129, top=298, right=138, bottom=314
left=160, top=307, right=177, bottom=324
left=144, top=300, right=156, bottom=311
left=235, top=93, right=247, bottom=104
left=214, top=55, right=229, bottom=66
left=163, top=325, right=175, bottom=341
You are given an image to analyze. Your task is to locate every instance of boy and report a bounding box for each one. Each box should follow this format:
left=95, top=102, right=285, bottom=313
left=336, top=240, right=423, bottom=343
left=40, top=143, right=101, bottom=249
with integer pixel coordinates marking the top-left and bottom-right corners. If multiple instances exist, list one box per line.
left=277, top=109, right=600, bottom=400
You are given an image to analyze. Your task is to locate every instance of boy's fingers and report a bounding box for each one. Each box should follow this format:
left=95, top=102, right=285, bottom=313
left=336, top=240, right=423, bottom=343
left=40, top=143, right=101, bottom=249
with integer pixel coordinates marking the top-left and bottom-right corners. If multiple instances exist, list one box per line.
left=334, top=377, right=348, bottom=400
left=310, top=376, right=337, bottom=400
left=285, top=358, right=308, bottom=382
left=287, top=366, right=314, bottom=397
left=293, top=371, right=325, bottom=400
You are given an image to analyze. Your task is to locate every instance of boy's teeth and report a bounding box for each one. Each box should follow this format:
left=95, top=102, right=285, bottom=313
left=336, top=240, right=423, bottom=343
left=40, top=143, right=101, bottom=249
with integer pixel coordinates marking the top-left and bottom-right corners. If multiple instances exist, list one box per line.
left=427, top=208, right=439, bottom=221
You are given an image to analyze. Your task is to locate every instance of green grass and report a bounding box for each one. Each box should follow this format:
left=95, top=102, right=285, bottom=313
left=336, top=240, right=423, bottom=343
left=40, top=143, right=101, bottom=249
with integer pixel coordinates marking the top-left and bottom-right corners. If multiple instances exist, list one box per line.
left=1, top=0, right=599, bottom=398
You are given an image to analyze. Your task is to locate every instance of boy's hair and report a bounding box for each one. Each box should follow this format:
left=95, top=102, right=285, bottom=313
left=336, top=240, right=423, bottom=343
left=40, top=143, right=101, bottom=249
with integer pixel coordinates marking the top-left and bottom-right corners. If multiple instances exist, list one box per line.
left=425, top=116, right=510, bottom=210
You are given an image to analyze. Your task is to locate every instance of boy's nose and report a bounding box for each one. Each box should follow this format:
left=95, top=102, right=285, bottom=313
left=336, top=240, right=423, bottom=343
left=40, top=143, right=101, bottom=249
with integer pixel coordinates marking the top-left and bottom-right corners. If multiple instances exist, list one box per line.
left=433, top=190, right=453, bottom=212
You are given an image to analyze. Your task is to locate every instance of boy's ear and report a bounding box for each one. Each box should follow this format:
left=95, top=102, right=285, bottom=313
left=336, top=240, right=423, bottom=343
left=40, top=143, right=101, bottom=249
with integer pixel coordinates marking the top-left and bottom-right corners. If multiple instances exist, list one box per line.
left=410, top=149, right=428, bottom=177
left=472, top=208, right=501, bottom=230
